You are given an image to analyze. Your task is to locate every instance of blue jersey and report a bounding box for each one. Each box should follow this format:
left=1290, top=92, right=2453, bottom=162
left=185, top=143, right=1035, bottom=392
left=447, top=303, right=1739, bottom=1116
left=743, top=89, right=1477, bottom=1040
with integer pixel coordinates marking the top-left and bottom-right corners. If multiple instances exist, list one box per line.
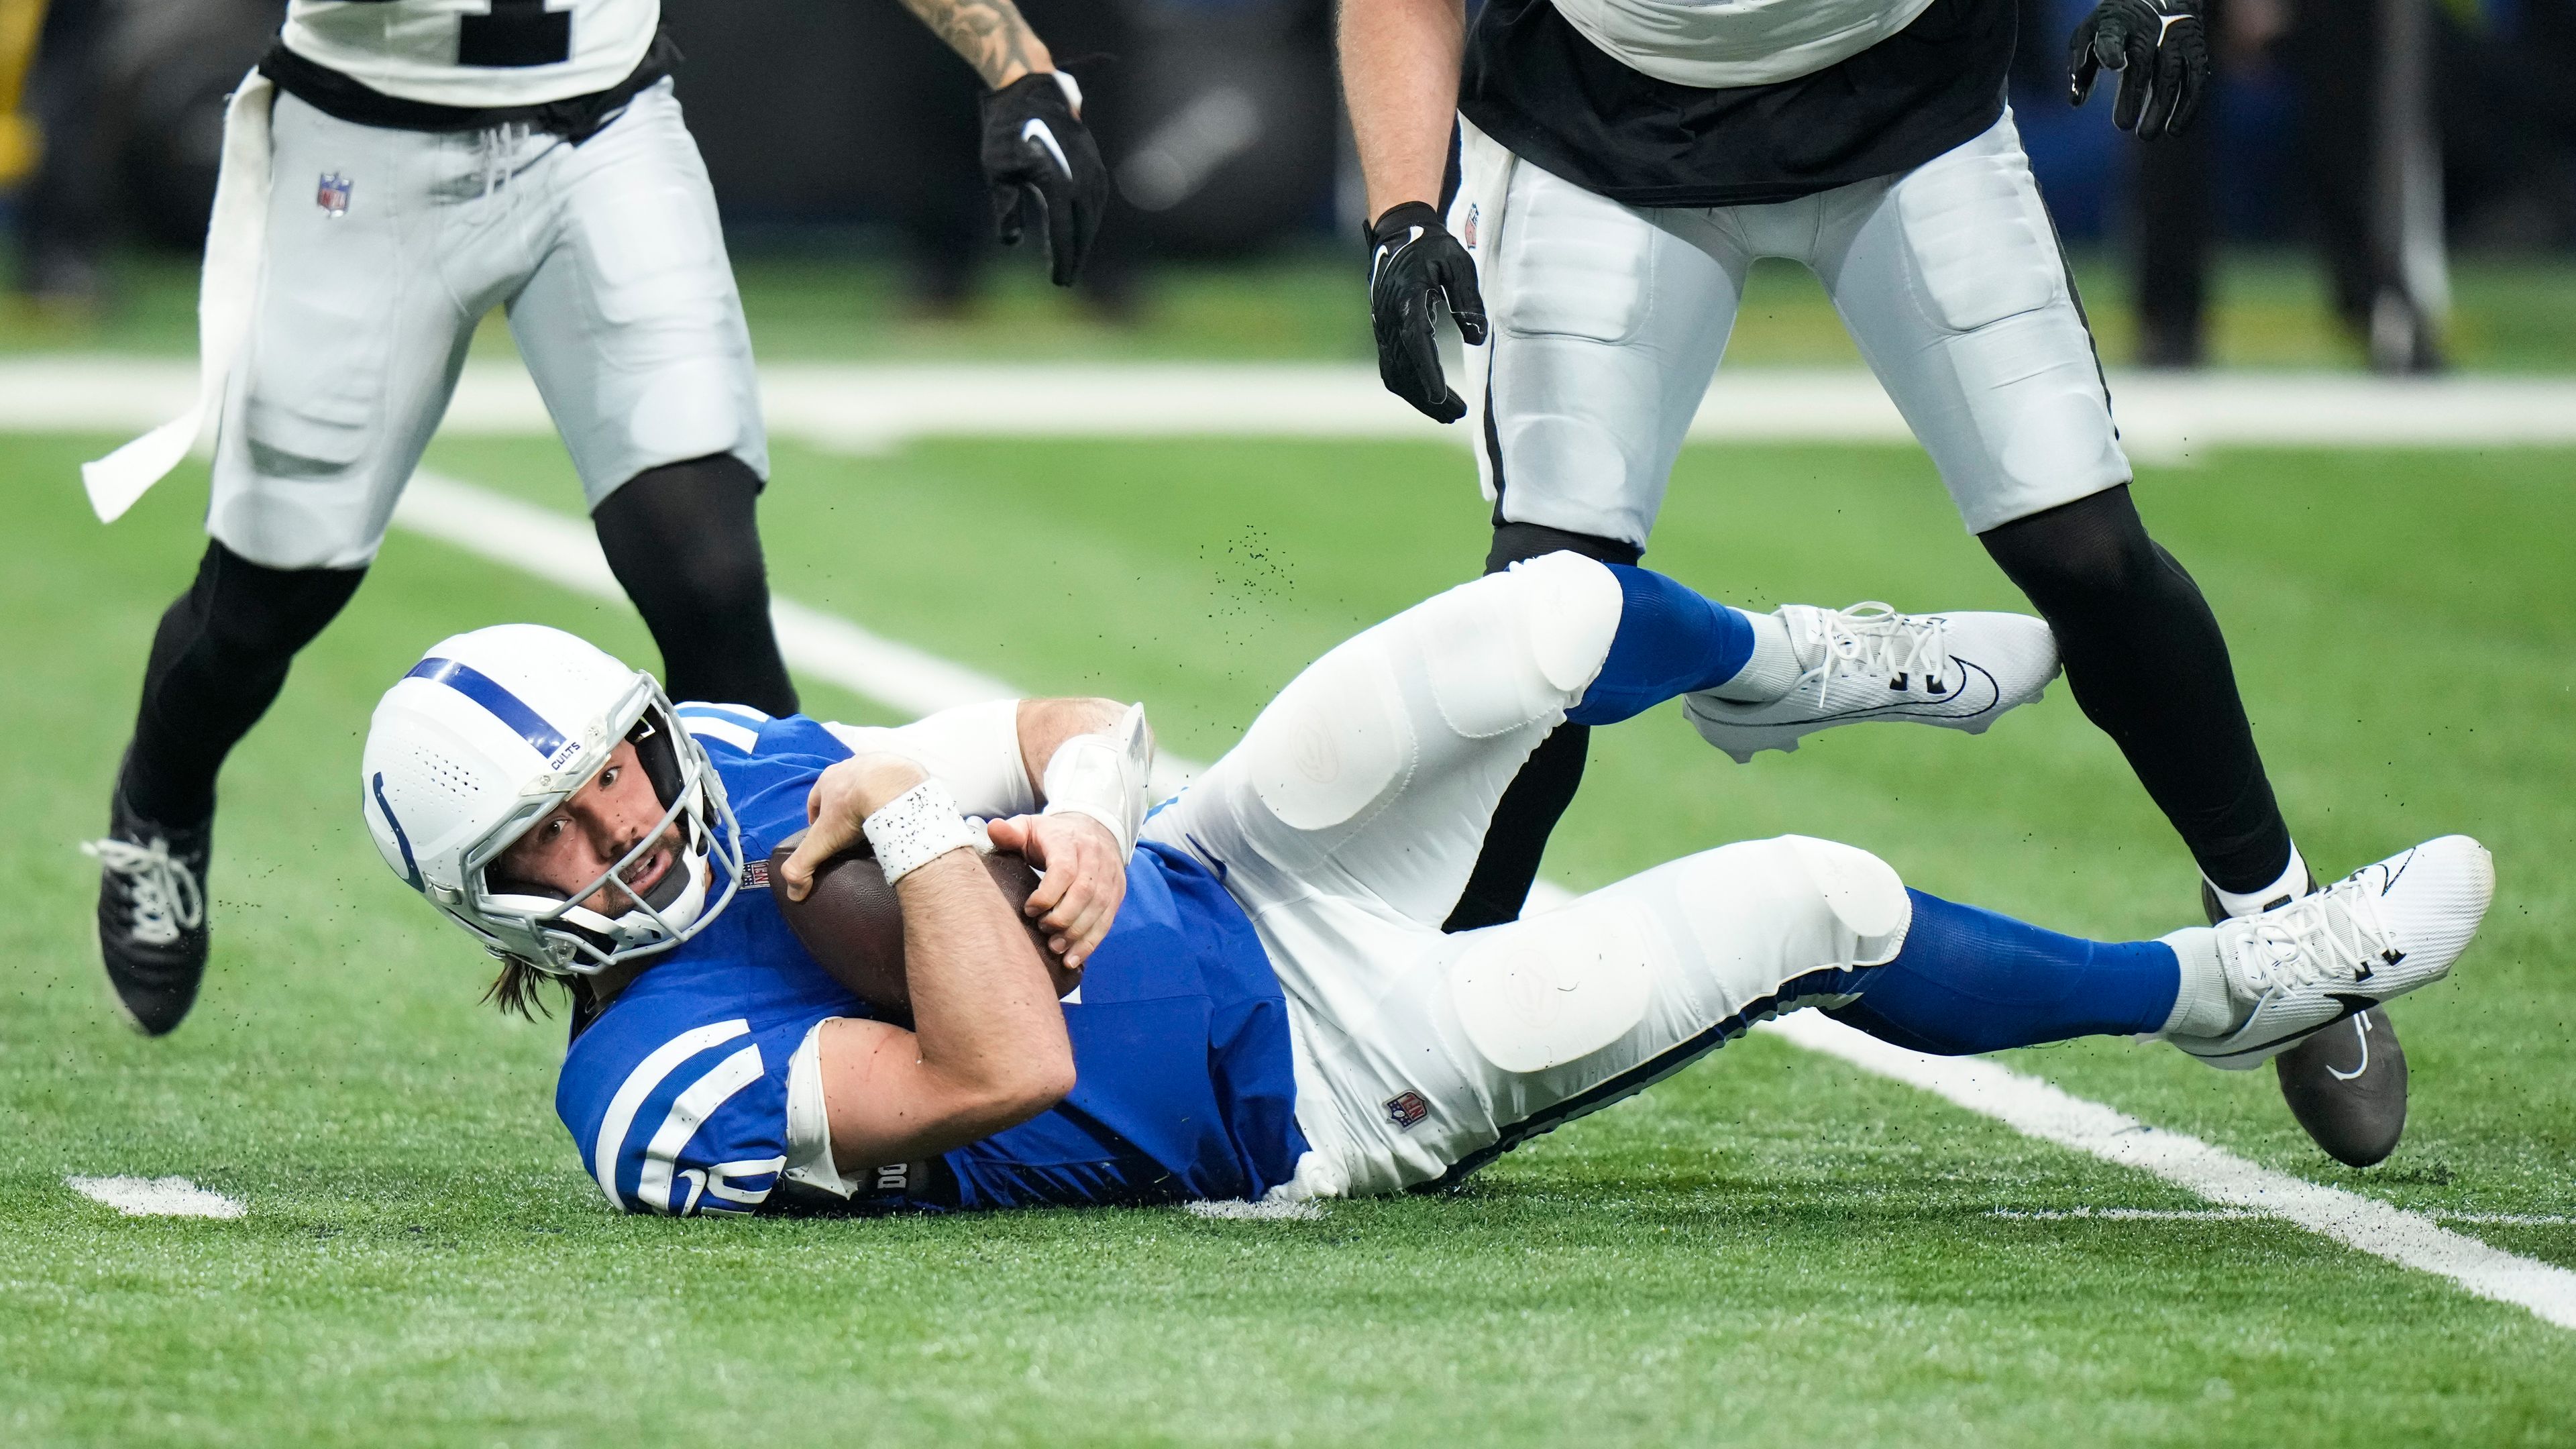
left=553, top=705, right=1308, bottom=1215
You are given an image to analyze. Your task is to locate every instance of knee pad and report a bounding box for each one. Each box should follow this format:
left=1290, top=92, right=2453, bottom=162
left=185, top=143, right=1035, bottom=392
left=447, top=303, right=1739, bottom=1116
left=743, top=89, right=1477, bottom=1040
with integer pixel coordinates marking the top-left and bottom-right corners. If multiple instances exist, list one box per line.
left=1420, top=551, right=1623, bottom=739
left=1666, top=837, right=1913, bottom=981
left=1243, top=640, right=1416, bottom=836
left=1782, top=836, right=1911, bottom=946
left=1450, top=908, right=1656, bottom=1073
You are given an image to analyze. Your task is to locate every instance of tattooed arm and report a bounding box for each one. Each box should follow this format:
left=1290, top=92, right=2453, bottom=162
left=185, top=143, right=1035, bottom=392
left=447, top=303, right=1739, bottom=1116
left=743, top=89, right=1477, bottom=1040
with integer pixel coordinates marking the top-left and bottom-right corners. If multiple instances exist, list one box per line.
left=892, top=0, right=1056, bottom=88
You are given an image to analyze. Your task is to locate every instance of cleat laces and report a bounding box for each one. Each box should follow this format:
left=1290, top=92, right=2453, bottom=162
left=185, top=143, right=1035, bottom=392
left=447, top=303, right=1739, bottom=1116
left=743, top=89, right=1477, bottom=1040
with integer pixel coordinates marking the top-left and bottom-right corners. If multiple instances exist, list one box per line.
left=83, top=836, right=204, bottom=948
left=1799, top=603, right=1957, bottom=704
left=2220, top=880, right=2399, bottom=999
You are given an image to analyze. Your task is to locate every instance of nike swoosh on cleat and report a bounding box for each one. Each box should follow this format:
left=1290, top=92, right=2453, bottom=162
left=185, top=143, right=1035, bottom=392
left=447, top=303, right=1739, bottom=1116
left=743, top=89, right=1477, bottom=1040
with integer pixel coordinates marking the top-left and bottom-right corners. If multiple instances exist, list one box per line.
left=2217, top=995, right=2381, bottom=1059
left=2325, top=1013, right=2374, bottom=1082
left=1020, top=119, right=1073, bottom=180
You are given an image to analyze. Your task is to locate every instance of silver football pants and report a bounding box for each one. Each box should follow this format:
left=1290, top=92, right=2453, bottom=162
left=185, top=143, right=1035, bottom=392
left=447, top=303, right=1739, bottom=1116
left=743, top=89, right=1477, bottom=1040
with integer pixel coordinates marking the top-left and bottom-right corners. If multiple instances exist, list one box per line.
left=1454, top=107, right=2131, bottom=547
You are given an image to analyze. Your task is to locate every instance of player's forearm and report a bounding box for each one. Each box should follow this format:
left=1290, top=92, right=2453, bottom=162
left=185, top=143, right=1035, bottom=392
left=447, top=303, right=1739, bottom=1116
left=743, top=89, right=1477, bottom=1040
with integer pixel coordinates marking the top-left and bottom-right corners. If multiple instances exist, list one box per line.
left=898, top=850, right=1076, bottom=1121
left=1338, top=0, right=1466, bottom=220
left=889, top=0, right=1055, bottom=89
left=1016, top=697, right=1144, bottom=800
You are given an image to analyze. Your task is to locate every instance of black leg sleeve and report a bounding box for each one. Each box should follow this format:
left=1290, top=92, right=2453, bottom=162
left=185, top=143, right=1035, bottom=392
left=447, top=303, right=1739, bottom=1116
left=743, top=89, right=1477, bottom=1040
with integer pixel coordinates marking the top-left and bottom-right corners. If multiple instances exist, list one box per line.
left=1442, top=522, right=1644, bottom=933
left=591, top=453, right=800, bottom=718
left=121, top=542, right=367, bottom=825
left=1980, top=484, right=2293, bottom=893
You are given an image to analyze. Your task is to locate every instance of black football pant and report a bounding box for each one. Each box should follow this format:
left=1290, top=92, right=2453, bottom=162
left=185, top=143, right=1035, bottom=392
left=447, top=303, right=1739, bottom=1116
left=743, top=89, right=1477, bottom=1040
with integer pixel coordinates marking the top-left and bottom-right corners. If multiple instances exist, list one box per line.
left=118, top=453, right=798, bottom=826
left=1444, top=486, right=2294, bottom=932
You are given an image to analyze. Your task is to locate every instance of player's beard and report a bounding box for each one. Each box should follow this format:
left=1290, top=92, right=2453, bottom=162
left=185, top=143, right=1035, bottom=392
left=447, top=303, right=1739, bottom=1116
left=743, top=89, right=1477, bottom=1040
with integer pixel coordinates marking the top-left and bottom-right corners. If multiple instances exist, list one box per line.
left=587, top=821, right=691, bottom=918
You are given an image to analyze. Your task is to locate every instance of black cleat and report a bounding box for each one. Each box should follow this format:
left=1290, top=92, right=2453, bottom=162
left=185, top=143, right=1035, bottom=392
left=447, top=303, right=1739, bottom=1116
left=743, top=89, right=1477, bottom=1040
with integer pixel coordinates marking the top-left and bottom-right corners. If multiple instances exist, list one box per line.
left=84, top=788, right=212, bottom=1036
left=2202, top=876, right=2410, bottom=1167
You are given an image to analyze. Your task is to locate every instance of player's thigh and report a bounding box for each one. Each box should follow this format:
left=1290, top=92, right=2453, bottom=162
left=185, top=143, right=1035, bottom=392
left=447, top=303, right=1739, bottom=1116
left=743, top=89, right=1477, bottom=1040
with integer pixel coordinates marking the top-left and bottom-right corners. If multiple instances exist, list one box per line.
left=1462, top=131, right=1747, bottom=550
left=1291, top=835, right=1913, bottom=1197
left=511, top=81, right=766, bottom=506
left=1815, top=109, right=2131, bottom=533
left=208, top=97, right=480, bottom=570
left=1142, top=554, right=1623, bottom=926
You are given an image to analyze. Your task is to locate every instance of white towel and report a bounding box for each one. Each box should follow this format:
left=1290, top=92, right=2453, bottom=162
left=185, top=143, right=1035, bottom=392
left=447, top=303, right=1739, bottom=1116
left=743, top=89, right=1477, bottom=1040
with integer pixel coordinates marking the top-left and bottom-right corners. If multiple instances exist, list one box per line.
left=81, top=69, right=276, bottom=524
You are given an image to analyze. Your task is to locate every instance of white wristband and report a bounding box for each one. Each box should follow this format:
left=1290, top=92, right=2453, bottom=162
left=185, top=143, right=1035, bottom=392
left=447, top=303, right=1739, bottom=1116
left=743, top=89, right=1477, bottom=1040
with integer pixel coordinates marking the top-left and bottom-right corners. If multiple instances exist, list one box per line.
left=861, top=780, right=987, bottom=885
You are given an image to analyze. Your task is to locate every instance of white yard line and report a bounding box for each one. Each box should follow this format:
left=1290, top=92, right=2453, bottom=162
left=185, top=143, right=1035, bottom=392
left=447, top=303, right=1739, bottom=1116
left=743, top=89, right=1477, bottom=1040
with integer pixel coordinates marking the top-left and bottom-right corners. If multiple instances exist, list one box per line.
left=1770, top=1013, right=2576, bottom=1330
left=389, top=470, right=2576, bottom=1333
left=13, top=358, right=2576, bottom=456
left=66, top=1175, right=246, bottom=1219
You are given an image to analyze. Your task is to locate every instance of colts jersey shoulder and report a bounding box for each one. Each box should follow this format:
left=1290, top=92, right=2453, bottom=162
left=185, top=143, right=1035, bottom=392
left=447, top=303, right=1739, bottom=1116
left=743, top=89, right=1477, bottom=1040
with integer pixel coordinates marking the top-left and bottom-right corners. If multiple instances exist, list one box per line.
left=674, top=703, right=849, bottom=761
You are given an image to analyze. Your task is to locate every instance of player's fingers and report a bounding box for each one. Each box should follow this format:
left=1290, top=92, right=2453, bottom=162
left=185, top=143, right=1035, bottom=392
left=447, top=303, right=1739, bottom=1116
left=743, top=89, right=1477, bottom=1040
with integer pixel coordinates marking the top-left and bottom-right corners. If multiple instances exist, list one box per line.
left=2139, top=46, right=2183, bottom=138
left=2068, top=19, right=2102, bottom=105
left=991, top=183, right=1028, bottom=247
left=2161, top=31, right=2206, bottom=136
left=779, top=824, right=852, bottom=902
left=1440, top=254, right=1489, bottom=345
left=983, top=815, right=1028, bottom=854
left=2111, top=35, right=2155, bottom=131
left=1026, top=861, right=1071, bottom=916
left=1401, top=294, right=1466, bottom=423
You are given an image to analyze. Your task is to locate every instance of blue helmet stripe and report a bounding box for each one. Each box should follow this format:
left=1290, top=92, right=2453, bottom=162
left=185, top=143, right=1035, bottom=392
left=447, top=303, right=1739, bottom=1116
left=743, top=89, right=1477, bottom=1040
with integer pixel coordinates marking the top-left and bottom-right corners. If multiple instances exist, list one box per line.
left=371, top=772, right=425, bottom=892
left=405, top=656, right=572, bottom=761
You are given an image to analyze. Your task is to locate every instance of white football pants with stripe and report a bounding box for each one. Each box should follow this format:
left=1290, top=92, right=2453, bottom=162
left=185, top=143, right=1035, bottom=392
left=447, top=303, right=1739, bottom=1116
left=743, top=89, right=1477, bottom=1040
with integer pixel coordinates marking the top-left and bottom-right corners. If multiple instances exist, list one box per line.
left=1453, top=107, right=2130, bottom=546
left=1141, top=553, right=1913, bottom=1199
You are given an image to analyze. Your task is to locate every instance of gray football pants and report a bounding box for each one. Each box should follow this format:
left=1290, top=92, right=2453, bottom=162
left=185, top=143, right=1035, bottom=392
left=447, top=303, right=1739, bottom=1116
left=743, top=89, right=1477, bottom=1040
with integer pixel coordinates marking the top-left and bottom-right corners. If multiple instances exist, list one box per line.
left=208, top=78, right=765, bottom=571
left=1454, top=107, right=2131, bottom=548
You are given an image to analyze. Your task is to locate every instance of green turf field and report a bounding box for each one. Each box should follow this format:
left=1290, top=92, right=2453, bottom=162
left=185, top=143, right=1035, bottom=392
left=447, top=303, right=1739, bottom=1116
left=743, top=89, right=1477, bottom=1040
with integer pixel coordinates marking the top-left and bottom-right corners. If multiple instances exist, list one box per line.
left=4, top=423, right=2573, bottom=1446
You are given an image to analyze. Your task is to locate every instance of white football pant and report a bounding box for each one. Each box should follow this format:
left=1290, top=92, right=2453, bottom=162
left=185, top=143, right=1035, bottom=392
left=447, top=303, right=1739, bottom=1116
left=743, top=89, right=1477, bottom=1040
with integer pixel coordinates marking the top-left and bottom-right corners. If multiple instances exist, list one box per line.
left=1453, top=107, right=2129, bottom=545
left=208, top=79, right=765, bottom=571
left=1141, top=554, right=1914, bottom=1199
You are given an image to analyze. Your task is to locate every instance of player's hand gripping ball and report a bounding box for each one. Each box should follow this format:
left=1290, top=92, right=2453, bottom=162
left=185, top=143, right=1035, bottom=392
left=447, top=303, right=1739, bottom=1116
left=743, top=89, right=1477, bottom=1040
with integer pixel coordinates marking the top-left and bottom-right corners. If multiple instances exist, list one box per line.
left=979, top=70, right=1108, bottom=286
left=2069, top=0, right=2208, bottom=139
left=769, top=830, right=1077, bottom=1014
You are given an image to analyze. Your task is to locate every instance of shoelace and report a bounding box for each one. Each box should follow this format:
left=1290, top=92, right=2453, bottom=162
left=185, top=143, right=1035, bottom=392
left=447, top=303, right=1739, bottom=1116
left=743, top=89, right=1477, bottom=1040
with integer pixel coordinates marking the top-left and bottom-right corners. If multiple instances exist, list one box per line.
left=1801, top=603, right=1956, bottom=705
left=2220, top=875, right=2400, bottom=998
left=81, top=836, right=205, bottom=948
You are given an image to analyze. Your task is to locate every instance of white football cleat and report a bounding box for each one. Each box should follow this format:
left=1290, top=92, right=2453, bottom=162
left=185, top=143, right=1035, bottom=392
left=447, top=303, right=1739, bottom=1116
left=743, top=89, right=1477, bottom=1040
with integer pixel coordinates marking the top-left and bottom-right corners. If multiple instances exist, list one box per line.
left=1680, top=604, right=2060, bottom=763
left=2171, top=836, right=2494, bottom=1071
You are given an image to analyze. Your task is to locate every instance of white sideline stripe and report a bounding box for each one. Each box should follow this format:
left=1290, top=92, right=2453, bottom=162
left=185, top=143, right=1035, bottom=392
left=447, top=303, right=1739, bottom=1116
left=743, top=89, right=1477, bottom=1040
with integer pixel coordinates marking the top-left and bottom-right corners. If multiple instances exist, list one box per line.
left=397, top=472, right=1193, bottom=795
left=13, top=358, right=2576, bottom=453
left=389, top=472, right=2576, bottom=1333
left=66, top=1175, right=245, bottom=1219
left=1988, top=1207, right=2576, bottom=1226
left=1766, top=1012, right=2576, bottom=1330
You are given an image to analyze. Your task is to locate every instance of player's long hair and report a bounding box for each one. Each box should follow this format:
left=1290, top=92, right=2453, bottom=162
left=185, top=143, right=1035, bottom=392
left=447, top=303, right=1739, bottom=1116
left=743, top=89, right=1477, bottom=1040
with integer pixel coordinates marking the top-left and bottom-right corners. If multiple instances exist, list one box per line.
left=482, top=955, right=566, bottom=1019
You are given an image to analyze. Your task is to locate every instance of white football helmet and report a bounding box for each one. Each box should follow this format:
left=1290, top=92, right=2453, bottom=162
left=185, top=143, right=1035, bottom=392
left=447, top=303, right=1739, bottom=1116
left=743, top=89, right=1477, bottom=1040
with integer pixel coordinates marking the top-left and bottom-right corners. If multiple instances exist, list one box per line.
left=360, top=624, right=744, bottom=976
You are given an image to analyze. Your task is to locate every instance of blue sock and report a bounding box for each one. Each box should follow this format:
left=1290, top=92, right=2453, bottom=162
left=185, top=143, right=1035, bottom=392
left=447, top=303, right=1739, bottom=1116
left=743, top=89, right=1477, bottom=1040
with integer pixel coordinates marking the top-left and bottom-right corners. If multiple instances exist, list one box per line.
left=1826, top=891, right=2180, bottom=1055
left=1565, top=564, right=1756, bottom=727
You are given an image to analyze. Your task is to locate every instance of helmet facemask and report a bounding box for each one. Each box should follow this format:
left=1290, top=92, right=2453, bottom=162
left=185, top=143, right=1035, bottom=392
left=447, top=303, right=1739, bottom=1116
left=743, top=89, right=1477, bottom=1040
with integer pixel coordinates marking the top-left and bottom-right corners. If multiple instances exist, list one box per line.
left=461, top=675, right=743, bottom=977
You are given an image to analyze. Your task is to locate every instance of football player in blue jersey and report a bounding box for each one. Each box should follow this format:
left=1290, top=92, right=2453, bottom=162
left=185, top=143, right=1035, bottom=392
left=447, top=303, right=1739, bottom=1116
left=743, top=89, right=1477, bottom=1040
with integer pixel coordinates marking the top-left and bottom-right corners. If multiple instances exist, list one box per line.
left=362, top=555, right=2492, bottom=1216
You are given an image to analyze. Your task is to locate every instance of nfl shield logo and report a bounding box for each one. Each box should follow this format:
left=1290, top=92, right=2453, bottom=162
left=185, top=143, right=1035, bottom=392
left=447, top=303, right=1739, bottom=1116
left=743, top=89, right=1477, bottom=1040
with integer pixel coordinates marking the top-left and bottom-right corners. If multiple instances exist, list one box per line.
left=316, top=172, right=353, bottom=218
left=1385, top=1091, right=1430, bottom=1130
left=1463, top=204, right=1479, bottom=249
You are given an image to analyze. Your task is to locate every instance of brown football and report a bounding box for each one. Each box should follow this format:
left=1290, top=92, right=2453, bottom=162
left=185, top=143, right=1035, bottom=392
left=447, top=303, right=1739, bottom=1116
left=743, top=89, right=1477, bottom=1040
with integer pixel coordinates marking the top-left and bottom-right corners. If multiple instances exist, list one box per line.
left=769, top=832, right=1074, bottom=1015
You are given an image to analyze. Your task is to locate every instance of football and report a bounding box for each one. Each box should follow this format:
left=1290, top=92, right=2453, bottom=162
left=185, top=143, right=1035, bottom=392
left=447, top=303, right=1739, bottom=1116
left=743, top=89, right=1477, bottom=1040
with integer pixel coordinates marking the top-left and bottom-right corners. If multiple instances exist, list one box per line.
left=768, top=832, right=1075, bottom=1013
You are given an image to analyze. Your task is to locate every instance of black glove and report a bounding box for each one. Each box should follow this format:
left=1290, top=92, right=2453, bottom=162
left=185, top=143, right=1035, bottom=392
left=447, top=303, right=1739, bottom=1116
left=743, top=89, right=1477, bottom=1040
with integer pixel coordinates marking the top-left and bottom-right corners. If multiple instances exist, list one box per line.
left=1366, top=201, right=1489, bottom=424
left=2068, top=0, right=2209, bottom=139
left=979, top=71, right=1108, bottom=286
